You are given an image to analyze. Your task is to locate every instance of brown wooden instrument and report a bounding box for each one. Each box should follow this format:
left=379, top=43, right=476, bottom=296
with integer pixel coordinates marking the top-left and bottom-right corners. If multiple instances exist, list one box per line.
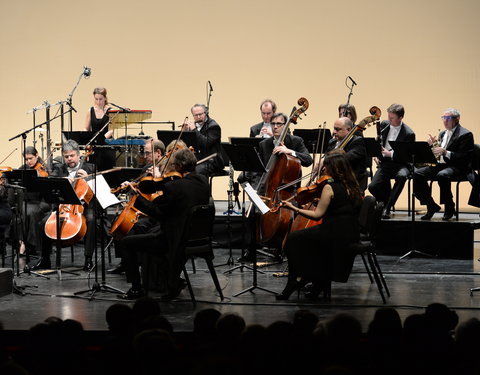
left=44, top=178, right=94, bottom=246
left=257, top=97, right=309, bottom=249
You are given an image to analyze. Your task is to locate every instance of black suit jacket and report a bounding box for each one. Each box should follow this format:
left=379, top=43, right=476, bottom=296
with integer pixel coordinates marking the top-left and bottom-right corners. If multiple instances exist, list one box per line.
left=250, top=122, right=264, bottom=137
left=50, top=160, right=96, bottom=178
left=259, top=134, right=313, bottom=168
left=379, top=121, right=416, bottom=165
left=438, top=124, right=474, bottom=173
left=134, top=173, right=210, bottom=275
left=192, top=117, right=224, bottom=171
left=327, top=135, right=368, bottom=187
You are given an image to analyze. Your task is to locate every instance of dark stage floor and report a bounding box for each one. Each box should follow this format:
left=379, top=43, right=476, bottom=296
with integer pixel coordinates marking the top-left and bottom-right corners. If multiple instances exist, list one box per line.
left=1, top=208, right=480, bottom=334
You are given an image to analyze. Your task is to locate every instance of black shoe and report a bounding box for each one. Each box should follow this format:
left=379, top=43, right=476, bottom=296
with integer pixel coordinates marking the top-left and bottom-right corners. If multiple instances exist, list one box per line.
left=275, top=279, right=304, bottom=301
left=31, top=257, right=52, bottom=270
left=107, top=263, right=125, bottom=274
left=83, top=257, right=93, bottom=272
left=421, top=203, right=441, bottom=220
left=442, top=203, right=455, bottom=221
left=382, top=208, right=391, bottom=220
left=117, top=287, right=146, bottom=300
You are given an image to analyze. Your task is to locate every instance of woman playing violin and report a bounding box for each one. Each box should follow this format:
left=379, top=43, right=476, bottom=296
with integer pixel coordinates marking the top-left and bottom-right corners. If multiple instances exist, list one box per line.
left=276, top=152, right=363, bottom=300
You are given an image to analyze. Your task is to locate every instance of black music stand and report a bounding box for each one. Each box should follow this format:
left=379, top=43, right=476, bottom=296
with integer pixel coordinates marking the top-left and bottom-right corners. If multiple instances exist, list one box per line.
left=293, top=129, right=332, bottom=154
left=389, top=141, right=437, bottom=259
left=229, top=137, right=263, bottom=149
left=102, top=168, right=143, bottom=188
left=36, top=177, right=82, bottom=280
left=62, top=131, right=96, bottom=146
left=156, top=130, right=198, bottom=151
left=364, top=137, right=382, bottom=158
left=221, top=143, right=267, bottom=274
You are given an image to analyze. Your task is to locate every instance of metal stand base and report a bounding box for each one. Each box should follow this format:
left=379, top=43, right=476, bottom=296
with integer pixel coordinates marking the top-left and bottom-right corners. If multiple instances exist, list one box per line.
left=74, top=281, right=125, bottom=300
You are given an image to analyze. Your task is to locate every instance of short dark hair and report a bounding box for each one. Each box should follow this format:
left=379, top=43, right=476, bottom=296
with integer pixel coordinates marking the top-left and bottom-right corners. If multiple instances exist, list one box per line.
left=387, top=103, right=405, bottom=118
left=271, top=112, right=288, bottom=124
left=260, top=99, right=277, bottom=113
left=338, top=104, right=357, bottom=124
left=173, top=148, right=197, bottom=173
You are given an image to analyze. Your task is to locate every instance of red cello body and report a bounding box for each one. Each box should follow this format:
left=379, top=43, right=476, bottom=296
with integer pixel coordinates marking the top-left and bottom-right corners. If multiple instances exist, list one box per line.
left=45, top=178, right=94, bottom=247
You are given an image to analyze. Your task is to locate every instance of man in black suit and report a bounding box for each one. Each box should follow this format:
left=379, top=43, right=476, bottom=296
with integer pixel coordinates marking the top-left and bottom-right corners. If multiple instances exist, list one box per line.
left=34, top=139, right=96, bottom=270
left=250, top=99, right=276, bottom=138
left=182, top=104, right=224, bottom=176
left=326, top=117, right=368, bottom=192
left=414, top=108, right=475, bottom=220
left=368, top=103, right=415, bottom=219
left=118, top=148, right=210, bottom=300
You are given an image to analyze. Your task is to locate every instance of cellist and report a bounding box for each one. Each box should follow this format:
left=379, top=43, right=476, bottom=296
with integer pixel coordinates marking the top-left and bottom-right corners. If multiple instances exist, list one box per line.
left=34, top=139, right=96, bottom=271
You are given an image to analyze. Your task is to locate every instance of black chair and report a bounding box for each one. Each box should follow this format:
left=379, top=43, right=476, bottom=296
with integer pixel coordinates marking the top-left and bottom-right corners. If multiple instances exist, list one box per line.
left=347, top=195, right=390, bottom=303
left=182, top=197, right=224, bottom=304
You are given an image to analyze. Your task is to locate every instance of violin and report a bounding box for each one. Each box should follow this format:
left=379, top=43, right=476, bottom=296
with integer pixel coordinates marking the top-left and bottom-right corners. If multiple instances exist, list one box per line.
left=33, top=161, right=49, bottom=177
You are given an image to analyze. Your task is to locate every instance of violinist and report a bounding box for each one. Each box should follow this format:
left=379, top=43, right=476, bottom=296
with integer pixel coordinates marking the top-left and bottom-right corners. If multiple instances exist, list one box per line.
left=325, top=117, right=368, bottom=192
left=15, top=146, right=50, bottom=257
left=34, top=139, right=96, bottom=270
left=276, top=152, right=362, bottom=300
left=84, top=87, right=115, bottom=172
left=118, top=148, right=210, bottom=300
left=181, top=104, right=224, bottom=176
left=367, top=103, right=415, bottom=219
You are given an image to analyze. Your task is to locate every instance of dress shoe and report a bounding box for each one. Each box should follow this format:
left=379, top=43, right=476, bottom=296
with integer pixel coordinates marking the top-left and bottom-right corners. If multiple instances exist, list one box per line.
left=117, top=287, right=146, bottom=300
left=83, top=257, right=94, bottom=272
left=31, top=257, right=52, bottom=270
left=421, top=203, right=441, bottom=220
left=107, top=263, right=125, bottom=274
left=382, top=208, right=391, bottom=220
left=275, top=278, right=305, bottom=301
left=442, top=203, right=455, bottom=221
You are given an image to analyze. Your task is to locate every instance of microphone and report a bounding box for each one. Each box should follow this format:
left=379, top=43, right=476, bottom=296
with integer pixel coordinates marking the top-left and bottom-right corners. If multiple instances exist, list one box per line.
left=110, top=102, right=131, bottom=112
left=83, top=66, right=92, bottom=78
left=348, top=76, right=357, bottom=86
left=208, top=80, right=214, bottom=92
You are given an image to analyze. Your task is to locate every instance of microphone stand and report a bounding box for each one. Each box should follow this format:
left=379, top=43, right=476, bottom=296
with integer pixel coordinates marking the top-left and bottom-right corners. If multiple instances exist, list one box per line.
left=341, top=76, right=356, bottom=117
left=110, top=103, right=132, bottom=167
left=64, top=67, right=89, bottom=132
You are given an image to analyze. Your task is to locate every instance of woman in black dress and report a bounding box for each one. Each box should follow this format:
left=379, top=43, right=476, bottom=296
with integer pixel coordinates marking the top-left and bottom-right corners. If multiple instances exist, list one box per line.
left=276, top=152, right=363, bottom=300
left=84, top=87, right=115, bottom=171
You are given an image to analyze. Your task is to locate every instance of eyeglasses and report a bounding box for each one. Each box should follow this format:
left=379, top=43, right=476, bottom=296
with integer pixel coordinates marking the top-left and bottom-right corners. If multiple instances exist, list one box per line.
left=271, top=122, right=285, bottom=126
left=193, top=112, right=205, bottom=117
left=333, top=127, right=344, bottom=131
left=143, top=151, right=152, bottom=155
left=441, top=115, right=455, bottom=120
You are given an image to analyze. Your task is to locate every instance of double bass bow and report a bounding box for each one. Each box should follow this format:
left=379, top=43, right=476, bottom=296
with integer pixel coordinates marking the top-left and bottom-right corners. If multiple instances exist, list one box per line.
left=256, top=97, right=309, bottom=249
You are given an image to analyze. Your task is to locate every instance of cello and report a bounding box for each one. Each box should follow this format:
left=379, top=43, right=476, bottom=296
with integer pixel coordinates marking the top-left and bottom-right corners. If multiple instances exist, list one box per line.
left=257, top=97, right=309, bottom=249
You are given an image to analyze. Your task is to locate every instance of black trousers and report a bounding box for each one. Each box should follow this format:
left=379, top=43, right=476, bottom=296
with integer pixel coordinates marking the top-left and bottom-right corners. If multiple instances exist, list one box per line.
left=368, top=161, right=410, bottom=209
left=413, top=164, right=463, bottom=206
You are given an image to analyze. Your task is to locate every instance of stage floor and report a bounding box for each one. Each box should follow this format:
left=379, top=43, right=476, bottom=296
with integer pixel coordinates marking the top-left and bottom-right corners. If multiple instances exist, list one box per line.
left=2, top=231, right=480, bottom=333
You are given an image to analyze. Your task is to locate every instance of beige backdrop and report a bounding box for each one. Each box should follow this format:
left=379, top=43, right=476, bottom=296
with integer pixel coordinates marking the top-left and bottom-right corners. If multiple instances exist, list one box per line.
left=1, top=0, right=479, bottom=209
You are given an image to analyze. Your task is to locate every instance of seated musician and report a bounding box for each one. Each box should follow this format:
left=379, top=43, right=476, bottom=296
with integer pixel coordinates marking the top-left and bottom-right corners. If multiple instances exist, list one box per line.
left=250, top=99, right=276, bottom=138
left=181, top=104, right=224, bottom=176
left=325, top=117, right=368, bottom=192
left=108, top=138, right=166, bottom=274
left=0, top=174, right=12, bottom=254
left=413, top=108, right=476, bottom=221
left=367, top=103, right=415, bottom=219
left=276, top=152, right=363, bottom=300
left=118, top=148, right=210, bottom=300
left=34, top=140, right=96, bottom=270
left=16, top=146, right=51, bottom=257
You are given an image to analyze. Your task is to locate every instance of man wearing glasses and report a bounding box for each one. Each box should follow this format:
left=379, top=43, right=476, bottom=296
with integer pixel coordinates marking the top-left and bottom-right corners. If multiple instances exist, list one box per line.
left=413, top=108, right=475, bottom=221
left=367, top=103, right=415, bottom=219
left=182, top=104, right=224, bottom=176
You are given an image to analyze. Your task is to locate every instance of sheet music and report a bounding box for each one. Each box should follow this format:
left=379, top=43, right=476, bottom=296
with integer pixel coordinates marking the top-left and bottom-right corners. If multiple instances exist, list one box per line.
left=242, top=182, right=270, bottom=214
left=87, top=174, right=121, bottom=209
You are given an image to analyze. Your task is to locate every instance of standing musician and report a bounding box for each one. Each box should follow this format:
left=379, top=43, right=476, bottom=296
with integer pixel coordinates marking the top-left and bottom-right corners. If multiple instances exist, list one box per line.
left=250, top=99, right=276, bottom=138
left=414, top=108, right=476, bottom=221
left=108, top=138, right=166, bottom=274
left=118, top=148, right=210, bottom=300
left=84, top=87, right=116, bottom=172
left=367, top=103, right=415, bottom=219
left=181, top=104, right=224, bottom=176
left=34, top=139, right=96, bottom=270
left=276, top=152, right=362, bottom=300
left=16, top=146, right=51, bottom=257
left=325, top=117, right=368, bottom=192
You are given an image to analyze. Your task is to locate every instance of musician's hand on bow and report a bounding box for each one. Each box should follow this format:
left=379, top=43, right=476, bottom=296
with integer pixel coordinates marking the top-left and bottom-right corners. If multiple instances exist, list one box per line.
left=146, top=165, right=160, bottom=177
left=280, top=201, right=297, bottom=211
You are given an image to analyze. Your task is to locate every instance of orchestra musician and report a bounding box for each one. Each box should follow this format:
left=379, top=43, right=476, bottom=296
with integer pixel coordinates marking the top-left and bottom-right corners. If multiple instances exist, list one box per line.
left=413, top=108, right=476, bottom=221
left=181, top=104, right=224, bottom=176
left=367, top=103, right=415, bottom=219
left=0, top=174, right=12, bottom=255
left=250, top=99, right=276, bottom=138
left=16, top=146, right=51, bottom=257
left=84, top=87, right=116, bottom=171
left=33, top=140, right=96, bottom=270
left=276, top=152, right=362, bottom=300
left=325, top=117, right=368, bottom=192
left=118, top=148, right=210, bottom=300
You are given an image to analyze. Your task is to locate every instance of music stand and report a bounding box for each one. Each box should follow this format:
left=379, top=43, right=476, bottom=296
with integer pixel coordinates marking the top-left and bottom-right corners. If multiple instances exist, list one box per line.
left=102, top=168, right=143, bottom=188
left=156, top=130, right=198, bottom=151
left=62, top=131, right=96, bottom=146
left=364, top=137, right=382, bottom=158
left=389, top=141, right=437, bottom=259
left=293, top=129, right=332, bottom=154
left=229, top=137, right=263, bottom=149
left=36, top=177, right=82, bottom=280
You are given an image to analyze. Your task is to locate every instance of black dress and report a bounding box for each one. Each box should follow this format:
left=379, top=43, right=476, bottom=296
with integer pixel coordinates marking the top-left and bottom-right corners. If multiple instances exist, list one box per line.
left=88, top=107, right=115, bottom=171
left=284, top=181, right=360, bottom=283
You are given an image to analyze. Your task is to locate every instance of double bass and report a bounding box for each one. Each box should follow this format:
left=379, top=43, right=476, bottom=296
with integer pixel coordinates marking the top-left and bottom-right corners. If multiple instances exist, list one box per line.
left=257, top=97, right=309, bottom=249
